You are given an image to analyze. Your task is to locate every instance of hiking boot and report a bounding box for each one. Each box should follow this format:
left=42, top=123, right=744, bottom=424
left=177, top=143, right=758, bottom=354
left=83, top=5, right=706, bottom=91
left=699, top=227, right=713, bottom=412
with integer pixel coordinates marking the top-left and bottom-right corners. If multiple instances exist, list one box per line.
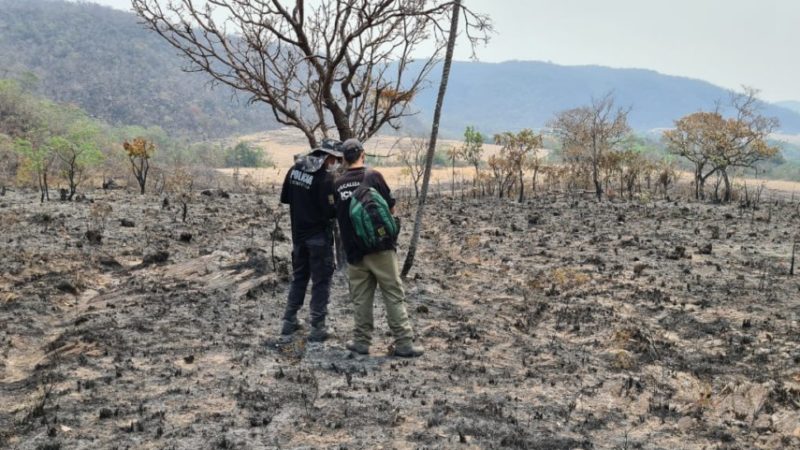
left=280, top=320, right=303, bottom=336
left=345, top=341, right=370, bottom=355
left=392, top=342, right=424, bottom=358
left=308, top=326, right=330, bottom=342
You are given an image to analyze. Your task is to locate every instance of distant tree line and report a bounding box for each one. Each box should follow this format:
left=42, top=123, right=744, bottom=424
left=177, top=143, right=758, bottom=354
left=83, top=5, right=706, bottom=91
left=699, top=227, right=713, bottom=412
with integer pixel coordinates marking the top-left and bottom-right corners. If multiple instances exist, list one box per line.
left=392, top=87, right=779, bottom=205
left=0, top=79, right=270, bottom=199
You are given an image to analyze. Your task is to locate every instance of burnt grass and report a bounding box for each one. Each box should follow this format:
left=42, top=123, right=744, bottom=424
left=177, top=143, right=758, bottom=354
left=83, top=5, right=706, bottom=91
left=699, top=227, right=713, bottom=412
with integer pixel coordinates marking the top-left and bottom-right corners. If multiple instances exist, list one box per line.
left=1, top=187, right=799, bottom=449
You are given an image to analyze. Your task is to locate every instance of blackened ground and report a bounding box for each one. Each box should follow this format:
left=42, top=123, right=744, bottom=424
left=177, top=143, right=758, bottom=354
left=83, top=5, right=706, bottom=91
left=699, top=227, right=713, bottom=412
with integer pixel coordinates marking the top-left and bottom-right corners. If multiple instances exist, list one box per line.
left=1, top=188, right=799, bottom=449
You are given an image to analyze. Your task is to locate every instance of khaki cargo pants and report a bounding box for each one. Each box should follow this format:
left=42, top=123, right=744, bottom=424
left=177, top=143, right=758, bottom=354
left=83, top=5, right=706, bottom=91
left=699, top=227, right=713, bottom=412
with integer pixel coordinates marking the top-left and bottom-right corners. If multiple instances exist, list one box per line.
left=347, top=250, right=414, bottom=347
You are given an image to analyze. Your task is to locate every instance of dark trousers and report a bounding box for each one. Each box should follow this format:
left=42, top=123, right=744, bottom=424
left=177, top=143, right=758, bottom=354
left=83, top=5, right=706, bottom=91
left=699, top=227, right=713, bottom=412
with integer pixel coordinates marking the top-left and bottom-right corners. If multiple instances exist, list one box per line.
left=283, top=231, right=334, bottom=328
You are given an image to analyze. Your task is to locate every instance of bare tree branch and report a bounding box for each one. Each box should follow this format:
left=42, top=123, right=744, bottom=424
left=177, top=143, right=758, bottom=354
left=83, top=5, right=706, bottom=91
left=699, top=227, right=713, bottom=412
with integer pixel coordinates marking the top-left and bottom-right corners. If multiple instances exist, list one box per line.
left=132, top=0, right=492, bottom=147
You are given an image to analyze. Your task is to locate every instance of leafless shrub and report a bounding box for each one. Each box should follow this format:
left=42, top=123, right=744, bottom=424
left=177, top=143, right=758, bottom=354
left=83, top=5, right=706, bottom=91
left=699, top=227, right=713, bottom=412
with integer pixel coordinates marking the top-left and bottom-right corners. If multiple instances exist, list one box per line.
left=84, top=202, right=112, bottom=245
left=297, top=364, right=320, bottom=419
left=397, top=137, right=427, bottom=198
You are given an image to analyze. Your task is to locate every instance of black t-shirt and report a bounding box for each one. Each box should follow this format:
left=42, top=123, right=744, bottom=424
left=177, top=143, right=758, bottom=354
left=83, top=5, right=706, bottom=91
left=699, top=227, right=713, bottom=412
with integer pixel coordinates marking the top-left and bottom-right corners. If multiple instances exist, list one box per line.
left=280, top=163, right=336, bottom=242
left=334, top=167, right=396, bottom=264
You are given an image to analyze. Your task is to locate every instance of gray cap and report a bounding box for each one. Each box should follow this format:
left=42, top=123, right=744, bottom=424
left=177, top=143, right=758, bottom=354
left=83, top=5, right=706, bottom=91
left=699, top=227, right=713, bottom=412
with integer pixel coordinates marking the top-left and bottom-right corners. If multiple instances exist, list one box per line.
left=310, top=138, right=343, bottom=158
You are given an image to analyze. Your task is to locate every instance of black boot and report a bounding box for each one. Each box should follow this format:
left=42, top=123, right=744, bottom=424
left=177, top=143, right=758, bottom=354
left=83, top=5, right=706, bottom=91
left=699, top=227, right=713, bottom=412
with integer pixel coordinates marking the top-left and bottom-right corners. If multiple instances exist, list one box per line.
left=308, top=319, right=329, bottom=342
left=280, top=319, right=303, bottom=336
left=391, top=342, right=424, bottom=358
left=308, top=326, right=330, bottom=342
left=346, top=341, right=370, bottom=355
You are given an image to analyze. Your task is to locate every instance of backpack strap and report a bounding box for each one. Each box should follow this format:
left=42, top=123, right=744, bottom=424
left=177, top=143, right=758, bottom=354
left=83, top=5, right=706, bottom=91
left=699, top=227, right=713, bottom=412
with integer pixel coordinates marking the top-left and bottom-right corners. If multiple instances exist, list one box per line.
left=358, top=168, right=373, bottom=187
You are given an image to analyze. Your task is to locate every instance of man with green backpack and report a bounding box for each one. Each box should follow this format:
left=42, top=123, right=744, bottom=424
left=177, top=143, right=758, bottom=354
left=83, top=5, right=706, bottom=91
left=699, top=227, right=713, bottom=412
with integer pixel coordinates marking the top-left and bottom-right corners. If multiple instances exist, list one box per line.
left=334, top=138, right=424, bottom=358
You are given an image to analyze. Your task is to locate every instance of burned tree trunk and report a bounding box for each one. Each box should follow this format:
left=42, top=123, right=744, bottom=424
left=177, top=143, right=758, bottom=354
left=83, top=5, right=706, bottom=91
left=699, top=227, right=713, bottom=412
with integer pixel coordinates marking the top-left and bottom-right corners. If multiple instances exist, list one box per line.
left=401, top=0, right=461, bottom=278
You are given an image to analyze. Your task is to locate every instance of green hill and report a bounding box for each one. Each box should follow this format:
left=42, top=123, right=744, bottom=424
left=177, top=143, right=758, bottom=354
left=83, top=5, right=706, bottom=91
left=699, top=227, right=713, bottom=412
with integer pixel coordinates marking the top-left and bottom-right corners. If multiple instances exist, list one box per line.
left=0, top=0, right=275, bottom=139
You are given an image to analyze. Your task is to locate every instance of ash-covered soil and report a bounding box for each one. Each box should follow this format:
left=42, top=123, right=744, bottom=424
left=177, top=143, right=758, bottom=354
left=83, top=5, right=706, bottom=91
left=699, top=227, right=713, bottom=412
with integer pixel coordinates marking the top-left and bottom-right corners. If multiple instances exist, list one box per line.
left=1, top=187, right=799, bottom=449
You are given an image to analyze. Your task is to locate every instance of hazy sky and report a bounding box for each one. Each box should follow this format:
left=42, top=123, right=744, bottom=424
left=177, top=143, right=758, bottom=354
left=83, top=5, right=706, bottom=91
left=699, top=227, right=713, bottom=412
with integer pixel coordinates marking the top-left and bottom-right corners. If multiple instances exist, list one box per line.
left=86, top=0, right=800, bottom=101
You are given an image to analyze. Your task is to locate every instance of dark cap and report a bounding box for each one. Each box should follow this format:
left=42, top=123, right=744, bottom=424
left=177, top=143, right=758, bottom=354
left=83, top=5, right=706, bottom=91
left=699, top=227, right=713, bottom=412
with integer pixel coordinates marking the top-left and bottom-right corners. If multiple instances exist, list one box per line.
left=341, top=138, right=364, bottom=163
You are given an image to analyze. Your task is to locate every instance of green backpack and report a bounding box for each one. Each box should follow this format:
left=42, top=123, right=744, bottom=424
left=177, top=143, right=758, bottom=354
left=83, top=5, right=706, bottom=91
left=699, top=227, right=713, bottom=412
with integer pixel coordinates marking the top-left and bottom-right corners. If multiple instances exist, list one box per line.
left=349, top=180, right=398, bottom=254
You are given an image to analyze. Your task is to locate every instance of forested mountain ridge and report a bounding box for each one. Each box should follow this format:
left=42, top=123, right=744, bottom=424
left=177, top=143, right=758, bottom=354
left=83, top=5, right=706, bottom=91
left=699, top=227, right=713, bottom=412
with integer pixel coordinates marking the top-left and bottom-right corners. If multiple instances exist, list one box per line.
left=411, top=60, right=800, bottom=136
left=0, top=0, right=274, bottom=138
left=776, top=101, right=800, bottom=115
